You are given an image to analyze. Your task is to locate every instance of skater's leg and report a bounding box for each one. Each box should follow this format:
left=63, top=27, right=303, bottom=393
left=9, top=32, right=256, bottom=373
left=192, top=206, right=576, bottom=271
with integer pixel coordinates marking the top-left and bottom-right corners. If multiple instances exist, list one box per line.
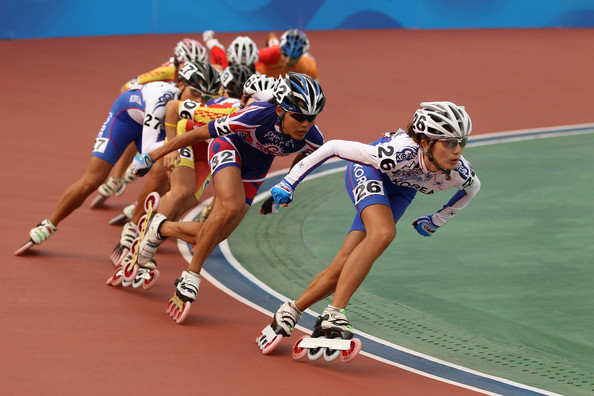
left=128, top=158, right=169, bottom=225
left=294, top=230, right=365, bottom=312
left=186, top=166, right=249, bottom=274
left=49, top=157, right=113, bottom=226
left=156, top=164, right=197, bottom=220
left=330, top=204, right=395, bottom=309
left=112, top=142, right=137, bottom=179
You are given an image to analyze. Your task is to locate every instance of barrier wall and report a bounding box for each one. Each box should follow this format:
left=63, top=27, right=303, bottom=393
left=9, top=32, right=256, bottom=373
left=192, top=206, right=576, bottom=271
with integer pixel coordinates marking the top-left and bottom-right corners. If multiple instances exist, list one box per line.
left=2, top=0, right=594, bottom=39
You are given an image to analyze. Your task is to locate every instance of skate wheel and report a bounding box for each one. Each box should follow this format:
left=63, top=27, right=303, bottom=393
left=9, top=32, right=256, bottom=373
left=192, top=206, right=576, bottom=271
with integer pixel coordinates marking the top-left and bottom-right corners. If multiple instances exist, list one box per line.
left=291, top=336, right=308, bottom=360
left=137, top=215, right=147, bottom=234
left=107, top=268, right=124, bottom=286
left=131, top=277, right=145, bottom=289
left=129, top=238, right=139, bottom=256
left=323, top=348, right=341, bottom=362
left=339, top=338, right=362, bottom=363
left=261, top=334, right=283, bottom=355
left=121, top=278, right=132, bottom=287
left=142, top=270, right=160, bottom=290
left=144, top=192, right=160, bottom=212
left=122, top=263, right=139, bottom=282
left=89, top=193, right=108, bottom=208
left=175, top=302, right=191, bottom=324
left=307, top=345, right=325, bottom=361
left=14, top=240, right=34, bottom=256
left=166, top=300, right=175, bottom=314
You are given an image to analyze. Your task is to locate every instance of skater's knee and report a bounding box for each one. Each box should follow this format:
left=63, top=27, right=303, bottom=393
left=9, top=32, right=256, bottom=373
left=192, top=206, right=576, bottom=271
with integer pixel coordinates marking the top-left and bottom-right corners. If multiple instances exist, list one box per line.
left=365, top=227, right=396, bottom=249
left=168, top=184, right=194, bottom=204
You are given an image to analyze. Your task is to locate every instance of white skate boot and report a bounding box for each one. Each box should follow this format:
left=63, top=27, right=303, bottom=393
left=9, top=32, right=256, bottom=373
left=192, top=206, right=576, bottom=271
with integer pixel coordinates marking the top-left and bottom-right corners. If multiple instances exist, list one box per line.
left=257, top=301, right=301, bottom=354
left=137, top=213, right=167, bottom=265
left=166, top=270, right=201, bottom=324
left=110, top=221, right=137, bottom=266
left=90, top=176, right=125, bottom=208
left=108, top=202, right=136, bottom=226
left=15, top=219, right=57, bottom=255
left=123, top=162, right=138, bottom=184
left=292, top=307, right=361, bottom=363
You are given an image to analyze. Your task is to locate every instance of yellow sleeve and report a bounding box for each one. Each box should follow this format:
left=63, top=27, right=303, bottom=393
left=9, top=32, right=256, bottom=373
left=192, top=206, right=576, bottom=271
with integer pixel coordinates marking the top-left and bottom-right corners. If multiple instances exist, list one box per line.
left=124, top=65, right=177, bottom=89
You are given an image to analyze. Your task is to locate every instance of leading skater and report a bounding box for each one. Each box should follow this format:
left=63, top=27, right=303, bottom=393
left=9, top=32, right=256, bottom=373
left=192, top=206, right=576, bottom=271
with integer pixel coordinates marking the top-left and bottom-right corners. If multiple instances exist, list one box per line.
left=257, top=101, right=481, bottom=356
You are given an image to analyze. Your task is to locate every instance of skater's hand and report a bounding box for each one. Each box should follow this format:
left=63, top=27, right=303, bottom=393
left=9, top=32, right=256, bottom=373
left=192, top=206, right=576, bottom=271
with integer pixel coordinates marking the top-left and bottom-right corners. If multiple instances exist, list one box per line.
left=412, top=215, right=440, bottom=237
left=270, top=178, right=294, bottom=206
left=132, top=153, right=154, bottom=177
left=260, top=196, right=280, bottom=215
left=163, top=151, right=180, bottom=171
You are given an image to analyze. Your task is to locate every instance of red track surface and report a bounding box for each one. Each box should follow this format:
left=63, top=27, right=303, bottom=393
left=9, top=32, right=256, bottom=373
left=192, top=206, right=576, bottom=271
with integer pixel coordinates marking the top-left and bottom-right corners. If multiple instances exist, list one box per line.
left=2, top=29, right=592, bottom=395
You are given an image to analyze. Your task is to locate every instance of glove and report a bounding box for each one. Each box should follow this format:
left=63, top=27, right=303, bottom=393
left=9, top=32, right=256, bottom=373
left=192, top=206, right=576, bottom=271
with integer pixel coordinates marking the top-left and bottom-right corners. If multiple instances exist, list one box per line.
left=260, top=196, right=280, bottom=215
left=270, top=178, right=294, bottom=205
left=132, top=153, right=154, bottom=177
left=412, top=215, right=440, bottom=237
left=202, top=30, right=215, bottom=43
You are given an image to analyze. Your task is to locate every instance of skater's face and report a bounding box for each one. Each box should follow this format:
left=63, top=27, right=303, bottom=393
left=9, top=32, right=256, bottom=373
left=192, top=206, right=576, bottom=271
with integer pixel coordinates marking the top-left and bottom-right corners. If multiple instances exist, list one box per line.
left=179, top=82, right=210, bottom=104
left=277, top=105, right=317, bottom=140
left=423, top=138, right=466, bottom=171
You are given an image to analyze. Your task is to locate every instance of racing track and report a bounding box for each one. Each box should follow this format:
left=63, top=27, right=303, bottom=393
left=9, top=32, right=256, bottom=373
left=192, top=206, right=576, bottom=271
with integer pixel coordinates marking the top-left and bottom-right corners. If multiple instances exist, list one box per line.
left=1, top=28, right=593, bottom=395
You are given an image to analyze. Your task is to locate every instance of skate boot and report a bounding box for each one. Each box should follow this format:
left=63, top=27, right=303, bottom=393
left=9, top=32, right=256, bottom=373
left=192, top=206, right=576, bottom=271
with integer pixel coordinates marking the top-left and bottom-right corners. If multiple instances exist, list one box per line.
left=166, top=270, right=201, bottom=324
left=108, top=202, right=136, bottom=226
left=131, top=260, right=160, bottom=289
left=110, top=221, right=137, bottom=266
left=136, top=213, right=167, bottom=265
left=15, top=219, right=57, bottom=255
left=292, top=307, right=362, bottom=363
left=123, top=162, right=138, bottom=185
left=90, top=176, right=125, bottom=208
left=257, top=301, right=301, bottom=354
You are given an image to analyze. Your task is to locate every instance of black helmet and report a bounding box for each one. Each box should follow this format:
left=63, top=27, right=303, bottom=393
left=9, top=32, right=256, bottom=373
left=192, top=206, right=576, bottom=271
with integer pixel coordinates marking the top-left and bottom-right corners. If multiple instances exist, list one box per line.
left=221, top=64, right=254, bottom=98
left=178, top=61, right=221, bottom=96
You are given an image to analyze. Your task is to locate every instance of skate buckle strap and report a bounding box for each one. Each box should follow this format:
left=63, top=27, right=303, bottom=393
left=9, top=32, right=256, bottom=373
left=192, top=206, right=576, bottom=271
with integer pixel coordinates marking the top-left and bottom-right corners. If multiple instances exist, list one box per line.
left=261, top=325, right=277, bottom=340
left=297, top=337, right=351, bottom=350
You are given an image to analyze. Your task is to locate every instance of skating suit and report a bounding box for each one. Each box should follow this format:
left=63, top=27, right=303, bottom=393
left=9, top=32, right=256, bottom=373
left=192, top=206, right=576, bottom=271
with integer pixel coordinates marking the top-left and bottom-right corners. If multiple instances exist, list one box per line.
left=283, top=130, right=481, bottom=232
left=207, top=101, right=324, bottom=204
left=92, top=81, right=179, bottom=165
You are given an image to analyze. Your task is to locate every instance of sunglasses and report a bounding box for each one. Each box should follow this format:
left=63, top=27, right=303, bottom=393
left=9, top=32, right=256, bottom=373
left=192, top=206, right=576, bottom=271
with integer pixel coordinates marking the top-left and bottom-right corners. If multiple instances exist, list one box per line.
left=441, top=137, right=468, bottom=149
left=290, top=113, right=317, bottom=123
left=189, top=86, right=212, bottom=101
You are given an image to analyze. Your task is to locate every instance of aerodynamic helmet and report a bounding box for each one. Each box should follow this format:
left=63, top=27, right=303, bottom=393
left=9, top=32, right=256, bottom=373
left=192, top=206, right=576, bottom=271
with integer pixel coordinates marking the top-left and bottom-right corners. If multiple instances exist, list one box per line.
left=273, top=72, right=325, bottom=115
left=220, top=64, right=254, bottom=98
left=227, top=36, right=259, bottom=66
left=178, top=61, right=221, bottom=96
left=412, top=101, right=472, bottom=139
left=174, top=38, right=208, bottom=64
left=279, top=29, right=310, bottom=59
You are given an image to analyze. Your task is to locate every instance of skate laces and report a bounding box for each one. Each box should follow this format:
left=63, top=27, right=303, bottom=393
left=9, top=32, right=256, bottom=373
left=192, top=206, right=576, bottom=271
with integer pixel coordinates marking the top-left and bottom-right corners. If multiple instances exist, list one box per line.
left=98, top=176, right=124, bottom=197
left=29, top=219, right=57, bottom=244
left=119, top=222, right=138, bottom=247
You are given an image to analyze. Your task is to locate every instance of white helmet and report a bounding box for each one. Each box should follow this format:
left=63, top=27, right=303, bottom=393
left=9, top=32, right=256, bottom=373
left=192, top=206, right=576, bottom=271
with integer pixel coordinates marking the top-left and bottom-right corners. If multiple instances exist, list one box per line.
left=227, top=36, right=259, bottom=66
left=174, top=38, right=208, bottom=64
left=243, top=74, right=277, bottom=101
left=412, top=101, right=472, bottom=139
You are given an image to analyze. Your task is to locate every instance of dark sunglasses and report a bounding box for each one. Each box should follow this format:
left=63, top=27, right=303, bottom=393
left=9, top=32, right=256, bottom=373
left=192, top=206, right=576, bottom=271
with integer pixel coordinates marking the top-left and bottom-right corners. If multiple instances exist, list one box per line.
left=290, top=113, right=317, bottom=123
left=441, top=137, right=468, bottom=149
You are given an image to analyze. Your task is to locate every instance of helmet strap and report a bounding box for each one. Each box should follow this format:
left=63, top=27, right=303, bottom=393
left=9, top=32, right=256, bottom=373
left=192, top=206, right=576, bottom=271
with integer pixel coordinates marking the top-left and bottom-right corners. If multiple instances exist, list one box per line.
left=421, top=140, right=451, bottom=180
left=278, top=109, right=291, bottom=142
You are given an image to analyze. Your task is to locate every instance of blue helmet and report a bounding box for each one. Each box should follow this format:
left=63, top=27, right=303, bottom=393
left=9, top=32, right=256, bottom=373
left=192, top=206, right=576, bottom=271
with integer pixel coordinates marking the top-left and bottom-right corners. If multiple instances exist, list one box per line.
left=273, top=72, right=325, bottom=115
left=280, top=29, right=310, bottom=59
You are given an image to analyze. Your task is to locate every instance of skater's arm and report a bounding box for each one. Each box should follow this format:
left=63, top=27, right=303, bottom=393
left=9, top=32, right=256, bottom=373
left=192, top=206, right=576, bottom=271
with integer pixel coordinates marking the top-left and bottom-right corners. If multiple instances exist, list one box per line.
left=146, top=124, right=211, bottom=162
